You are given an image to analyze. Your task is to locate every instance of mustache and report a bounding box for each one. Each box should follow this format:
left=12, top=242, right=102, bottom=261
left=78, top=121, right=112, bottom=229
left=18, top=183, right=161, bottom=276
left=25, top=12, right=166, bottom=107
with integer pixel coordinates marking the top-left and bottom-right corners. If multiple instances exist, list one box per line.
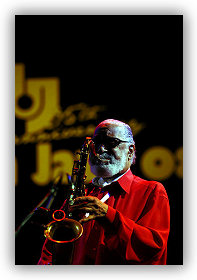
left=89, top=152, right=112, bottom=164
left=97, top=153, right=111, bottom=160
left=90, top=151, right=111, bottom=159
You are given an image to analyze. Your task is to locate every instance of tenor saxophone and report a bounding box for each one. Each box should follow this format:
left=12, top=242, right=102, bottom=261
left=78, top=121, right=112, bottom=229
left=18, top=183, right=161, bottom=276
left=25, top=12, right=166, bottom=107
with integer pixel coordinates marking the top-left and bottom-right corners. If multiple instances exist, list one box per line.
left=43, top=137, right=92, bottom=264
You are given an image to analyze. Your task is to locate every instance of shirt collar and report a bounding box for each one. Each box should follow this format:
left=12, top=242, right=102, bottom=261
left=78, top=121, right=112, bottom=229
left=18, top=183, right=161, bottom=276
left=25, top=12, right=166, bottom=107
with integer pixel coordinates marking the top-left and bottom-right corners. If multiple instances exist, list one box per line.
left=92, top=169, right=133, bottom=194
left=117, top=169, right=134, bottom=194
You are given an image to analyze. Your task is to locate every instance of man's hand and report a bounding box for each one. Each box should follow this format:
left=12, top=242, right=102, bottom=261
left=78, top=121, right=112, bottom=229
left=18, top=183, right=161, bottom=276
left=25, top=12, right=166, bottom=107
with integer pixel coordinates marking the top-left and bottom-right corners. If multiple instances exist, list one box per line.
left=70, top=196, right=108, bottom=223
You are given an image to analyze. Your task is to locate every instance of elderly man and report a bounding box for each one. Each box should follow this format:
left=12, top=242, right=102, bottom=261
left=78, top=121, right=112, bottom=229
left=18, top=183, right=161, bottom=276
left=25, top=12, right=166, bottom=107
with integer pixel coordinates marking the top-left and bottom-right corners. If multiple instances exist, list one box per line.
left=38, top=119, right=170, bottom=265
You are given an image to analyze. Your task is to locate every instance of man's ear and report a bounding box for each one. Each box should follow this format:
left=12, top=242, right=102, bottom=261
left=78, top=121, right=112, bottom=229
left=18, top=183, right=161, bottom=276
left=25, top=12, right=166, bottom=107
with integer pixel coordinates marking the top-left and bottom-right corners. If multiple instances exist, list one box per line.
left=128, top=145, right=135, bottom=160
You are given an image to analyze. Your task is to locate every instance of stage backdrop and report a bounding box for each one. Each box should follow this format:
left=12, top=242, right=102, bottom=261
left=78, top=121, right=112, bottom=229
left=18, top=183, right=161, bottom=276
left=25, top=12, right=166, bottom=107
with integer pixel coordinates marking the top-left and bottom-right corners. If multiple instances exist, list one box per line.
left=15, top=15, right=183, bottom=265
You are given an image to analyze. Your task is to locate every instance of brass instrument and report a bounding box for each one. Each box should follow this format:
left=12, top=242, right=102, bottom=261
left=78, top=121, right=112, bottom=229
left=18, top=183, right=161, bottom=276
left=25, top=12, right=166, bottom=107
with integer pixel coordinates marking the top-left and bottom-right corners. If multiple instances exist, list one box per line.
left=43, top=137, right=92, bottom=264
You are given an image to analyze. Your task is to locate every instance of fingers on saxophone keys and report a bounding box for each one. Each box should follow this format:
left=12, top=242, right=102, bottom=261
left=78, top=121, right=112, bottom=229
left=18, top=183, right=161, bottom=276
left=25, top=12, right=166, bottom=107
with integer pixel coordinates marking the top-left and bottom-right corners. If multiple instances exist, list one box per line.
left=74, top=196, right=95, bottom=203
left=70, top=201, right=88, bottom=209
left=70, top=206, right=93, bottom=213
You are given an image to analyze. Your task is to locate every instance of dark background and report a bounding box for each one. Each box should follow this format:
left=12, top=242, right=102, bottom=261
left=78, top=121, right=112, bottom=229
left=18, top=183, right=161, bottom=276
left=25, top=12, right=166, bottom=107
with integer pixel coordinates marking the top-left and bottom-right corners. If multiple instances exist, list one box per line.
left=15, top=15, right=183, bottom=264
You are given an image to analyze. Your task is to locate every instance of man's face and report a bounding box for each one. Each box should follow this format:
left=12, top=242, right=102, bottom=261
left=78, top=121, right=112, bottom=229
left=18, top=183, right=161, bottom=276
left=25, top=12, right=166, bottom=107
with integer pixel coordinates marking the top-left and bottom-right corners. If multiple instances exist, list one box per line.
left=89, top=123, right=132, bottom=178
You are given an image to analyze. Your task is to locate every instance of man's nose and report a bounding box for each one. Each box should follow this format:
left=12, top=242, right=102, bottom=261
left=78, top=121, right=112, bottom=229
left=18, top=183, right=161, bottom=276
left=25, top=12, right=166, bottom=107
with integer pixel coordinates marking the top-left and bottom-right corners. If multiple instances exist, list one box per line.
left=97, top=144, right=108, bottom=153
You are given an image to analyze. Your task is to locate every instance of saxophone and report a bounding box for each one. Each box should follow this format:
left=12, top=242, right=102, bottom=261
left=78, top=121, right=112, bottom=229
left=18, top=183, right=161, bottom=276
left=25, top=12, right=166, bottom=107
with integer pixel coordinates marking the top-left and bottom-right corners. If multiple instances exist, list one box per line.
left=43, top=137, right=92, bottom=264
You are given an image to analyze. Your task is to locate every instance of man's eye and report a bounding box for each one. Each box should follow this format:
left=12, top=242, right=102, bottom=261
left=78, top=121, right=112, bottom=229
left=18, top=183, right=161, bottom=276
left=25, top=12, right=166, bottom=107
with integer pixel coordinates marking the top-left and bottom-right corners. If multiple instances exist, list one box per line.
left=108, top=139, right=119, bottom=147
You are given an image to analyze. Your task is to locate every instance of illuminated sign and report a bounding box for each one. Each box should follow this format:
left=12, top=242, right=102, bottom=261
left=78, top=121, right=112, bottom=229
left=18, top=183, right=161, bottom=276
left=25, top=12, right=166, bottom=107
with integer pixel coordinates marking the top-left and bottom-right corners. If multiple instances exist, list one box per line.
left=15, top=64, right=182, bottom=187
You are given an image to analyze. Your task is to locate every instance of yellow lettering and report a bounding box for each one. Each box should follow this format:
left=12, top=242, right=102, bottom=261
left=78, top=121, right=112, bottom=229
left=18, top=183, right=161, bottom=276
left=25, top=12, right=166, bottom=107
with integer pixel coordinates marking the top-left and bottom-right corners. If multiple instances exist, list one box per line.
left=31, top=143, right=52, bottom=186
left=15, top=63, right=61, bottom=134
left=52, top=150, right=74, bottom=184
left=15, top=64, right=25, bottom=102
left=175, top=147, right=183, bottom=179
left=140, top=146, right=175, bottom=180
left=128, top=119, right=146, bottom=136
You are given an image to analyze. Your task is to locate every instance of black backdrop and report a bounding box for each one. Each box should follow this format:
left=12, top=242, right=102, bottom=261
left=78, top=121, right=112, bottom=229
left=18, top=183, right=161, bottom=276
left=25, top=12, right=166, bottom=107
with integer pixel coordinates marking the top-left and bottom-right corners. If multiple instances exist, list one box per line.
left=15, top=15, right=183, bottom=264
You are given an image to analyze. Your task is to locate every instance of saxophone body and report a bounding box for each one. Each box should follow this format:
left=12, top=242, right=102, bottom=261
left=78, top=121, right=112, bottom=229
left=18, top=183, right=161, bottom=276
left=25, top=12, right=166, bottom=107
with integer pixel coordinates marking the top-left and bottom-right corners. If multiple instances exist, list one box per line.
left=43, top=137, right=92, bottom=264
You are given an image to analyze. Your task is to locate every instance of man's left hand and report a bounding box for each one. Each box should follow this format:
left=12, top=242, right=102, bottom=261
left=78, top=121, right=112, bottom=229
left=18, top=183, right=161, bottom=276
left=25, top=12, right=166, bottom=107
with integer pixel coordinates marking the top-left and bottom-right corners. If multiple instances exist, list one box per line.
left=70, top=196, right=108, bottom=223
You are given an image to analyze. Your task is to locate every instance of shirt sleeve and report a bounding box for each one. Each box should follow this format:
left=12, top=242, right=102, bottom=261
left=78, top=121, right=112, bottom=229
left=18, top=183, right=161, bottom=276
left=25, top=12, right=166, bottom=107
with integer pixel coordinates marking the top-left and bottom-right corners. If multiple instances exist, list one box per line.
left=104, top=183, right=170, bottom=264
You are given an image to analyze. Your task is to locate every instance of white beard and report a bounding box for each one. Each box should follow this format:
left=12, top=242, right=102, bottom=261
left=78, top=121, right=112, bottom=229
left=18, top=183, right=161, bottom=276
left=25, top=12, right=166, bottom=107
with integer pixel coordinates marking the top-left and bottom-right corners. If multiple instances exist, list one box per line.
left=89, top=152, right=128, bottom=178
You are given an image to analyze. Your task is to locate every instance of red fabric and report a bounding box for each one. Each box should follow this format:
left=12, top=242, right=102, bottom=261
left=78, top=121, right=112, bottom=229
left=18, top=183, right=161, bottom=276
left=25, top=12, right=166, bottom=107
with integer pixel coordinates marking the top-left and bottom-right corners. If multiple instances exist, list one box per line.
left=38, top=170, right=170, bottom=265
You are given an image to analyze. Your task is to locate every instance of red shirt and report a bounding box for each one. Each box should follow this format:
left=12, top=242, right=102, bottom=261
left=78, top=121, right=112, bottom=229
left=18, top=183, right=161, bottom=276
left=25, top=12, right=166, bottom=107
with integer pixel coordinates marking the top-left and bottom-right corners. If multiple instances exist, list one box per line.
left=38, top=170, right=170, bottom=265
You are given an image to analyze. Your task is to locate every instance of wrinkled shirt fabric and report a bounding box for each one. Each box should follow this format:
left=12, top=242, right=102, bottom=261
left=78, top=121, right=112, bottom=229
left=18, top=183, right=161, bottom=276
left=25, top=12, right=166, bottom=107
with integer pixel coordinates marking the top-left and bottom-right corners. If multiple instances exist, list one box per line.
left=38, top=170, right=170, bottom=265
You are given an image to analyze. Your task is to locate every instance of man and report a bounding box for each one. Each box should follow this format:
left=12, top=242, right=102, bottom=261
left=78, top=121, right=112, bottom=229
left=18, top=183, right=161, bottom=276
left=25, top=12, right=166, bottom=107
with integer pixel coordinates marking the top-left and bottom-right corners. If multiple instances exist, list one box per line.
left=38, top=119, right=170, bottom=265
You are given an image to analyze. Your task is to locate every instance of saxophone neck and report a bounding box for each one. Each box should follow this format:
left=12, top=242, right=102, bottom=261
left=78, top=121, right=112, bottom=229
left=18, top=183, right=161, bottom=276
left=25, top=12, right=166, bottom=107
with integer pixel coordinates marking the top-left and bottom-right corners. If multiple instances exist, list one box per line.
left=71, top=137, right=92, bottom=195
